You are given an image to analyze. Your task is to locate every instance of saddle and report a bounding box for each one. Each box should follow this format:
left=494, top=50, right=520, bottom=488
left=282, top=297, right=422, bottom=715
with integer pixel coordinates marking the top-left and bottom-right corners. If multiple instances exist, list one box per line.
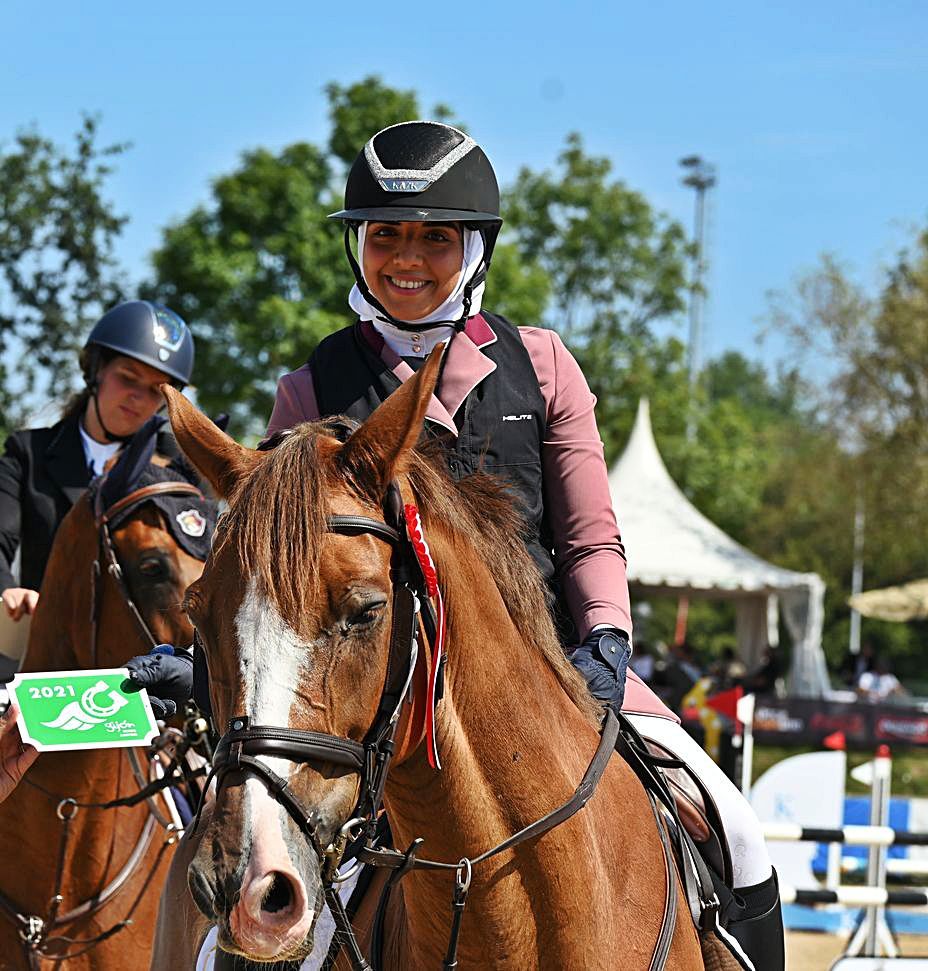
left=643, top=737, right=733, bottom=889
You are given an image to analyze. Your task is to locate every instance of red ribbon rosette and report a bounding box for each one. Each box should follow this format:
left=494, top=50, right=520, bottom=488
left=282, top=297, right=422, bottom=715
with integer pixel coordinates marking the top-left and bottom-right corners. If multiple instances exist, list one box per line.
left=404, top=504, right=445, bottom=769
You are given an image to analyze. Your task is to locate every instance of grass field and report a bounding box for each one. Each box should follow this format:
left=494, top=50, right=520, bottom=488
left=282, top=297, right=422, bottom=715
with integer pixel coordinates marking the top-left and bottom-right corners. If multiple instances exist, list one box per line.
left=754, top=745, right=928, bottom=798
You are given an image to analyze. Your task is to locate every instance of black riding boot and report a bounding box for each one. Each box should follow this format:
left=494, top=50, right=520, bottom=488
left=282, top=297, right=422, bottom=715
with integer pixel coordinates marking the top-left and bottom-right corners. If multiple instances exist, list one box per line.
left=726, top=871, right=785, bottom=971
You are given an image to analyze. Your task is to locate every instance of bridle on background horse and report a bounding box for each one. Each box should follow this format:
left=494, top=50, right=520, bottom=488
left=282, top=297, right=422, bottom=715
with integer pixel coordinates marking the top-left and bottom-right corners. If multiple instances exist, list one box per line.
left=200, top=482, right=674, bottom=971
left=90, top=478, right=204, bottom=665
left=0, top=479, right=210, bottom=968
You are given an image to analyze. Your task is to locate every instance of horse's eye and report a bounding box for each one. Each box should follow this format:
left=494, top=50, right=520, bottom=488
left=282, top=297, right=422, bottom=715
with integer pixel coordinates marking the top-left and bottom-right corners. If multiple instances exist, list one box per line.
left=346, top=601, right=386, bottom=632
left=138, top=558, right=168, bottom=580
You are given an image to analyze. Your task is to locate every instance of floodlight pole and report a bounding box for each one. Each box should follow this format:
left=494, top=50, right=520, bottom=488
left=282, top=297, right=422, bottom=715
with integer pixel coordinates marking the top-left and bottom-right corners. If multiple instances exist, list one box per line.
left=849, top=493, right=865, bottom=655
left=680, top=156, right=717, bottom=443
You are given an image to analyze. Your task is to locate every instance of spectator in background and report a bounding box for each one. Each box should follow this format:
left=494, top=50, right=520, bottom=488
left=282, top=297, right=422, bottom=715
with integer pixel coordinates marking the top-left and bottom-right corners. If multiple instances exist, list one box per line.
left=675, top=640, right=703, bottom=684
left=710, top=646, right=747, bottom=691
left=840, top=640, right=876, bottom=689
left=857, top=655, right=908, bottom=703
left=630, top=641, right=655, bottom=683
left=662, top=640, right=703, bottom=712
left=744, top=645, right=784, bottom=696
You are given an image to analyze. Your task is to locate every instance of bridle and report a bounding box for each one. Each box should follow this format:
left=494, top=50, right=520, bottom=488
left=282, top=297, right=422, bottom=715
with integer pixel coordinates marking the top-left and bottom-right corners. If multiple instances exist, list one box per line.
left=0, top=478, right=210, bottom=967
left=200, top=482, right=627, bottom=971
left=90, top=478, right=205, bottom=665
left=199, top=483, right=430, bottom=867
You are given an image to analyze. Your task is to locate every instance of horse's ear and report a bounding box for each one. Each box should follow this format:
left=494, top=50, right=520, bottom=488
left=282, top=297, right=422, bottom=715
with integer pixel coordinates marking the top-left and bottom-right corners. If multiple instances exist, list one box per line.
left=161, top=385, right=259, bottom=498
left=339, top=343, right=444, bottom=494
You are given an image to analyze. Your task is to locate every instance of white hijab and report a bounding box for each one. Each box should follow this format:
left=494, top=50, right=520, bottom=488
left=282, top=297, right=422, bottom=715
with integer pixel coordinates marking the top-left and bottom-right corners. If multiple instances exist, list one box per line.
left=347, top=224, right=486, bottom=358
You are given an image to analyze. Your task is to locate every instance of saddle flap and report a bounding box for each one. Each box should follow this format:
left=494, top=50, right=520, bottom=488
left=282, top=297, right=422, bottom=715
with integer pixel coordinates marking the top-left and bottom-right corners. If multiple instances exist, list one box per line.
left=643, top=738, right=732, bottom=887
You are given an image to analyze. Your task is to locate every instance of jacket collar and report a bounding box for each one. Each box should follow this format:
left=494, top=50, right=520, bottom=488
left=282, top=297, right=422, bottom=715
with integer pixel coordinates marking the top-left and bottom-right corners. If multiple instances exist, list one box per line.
left=44, top=411, right=93, bottom=507
left=360, top=316, right=498, bottom=436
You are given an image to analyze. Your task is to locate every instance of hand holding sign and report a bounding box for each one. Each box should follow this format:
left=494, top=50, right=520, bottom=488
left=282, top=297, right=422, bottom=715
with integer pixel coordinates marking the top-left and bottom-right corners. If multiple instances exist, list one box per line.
left=8, top=670, right=159, bottom=752
left=0, top=704, right=37, bottom=802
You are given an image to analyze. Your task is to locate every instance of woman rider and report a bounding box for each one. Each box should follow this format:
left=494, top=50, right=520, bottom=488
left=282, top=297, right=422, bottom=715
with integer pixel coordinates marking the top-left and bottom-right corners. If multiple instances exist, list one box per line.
left=260, top=121, right=785, bottom=970
left=134, top=123, right=784, bottom=968
left=0, top=300, right=195, bottom=624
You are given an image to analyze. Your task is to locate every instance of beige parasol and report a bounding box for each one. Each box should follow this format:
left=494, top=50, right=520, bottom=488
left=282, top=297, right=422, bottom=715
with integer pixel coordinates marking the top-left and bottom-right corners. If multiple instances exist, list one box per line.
left=848, top=578, right=928, bottom=622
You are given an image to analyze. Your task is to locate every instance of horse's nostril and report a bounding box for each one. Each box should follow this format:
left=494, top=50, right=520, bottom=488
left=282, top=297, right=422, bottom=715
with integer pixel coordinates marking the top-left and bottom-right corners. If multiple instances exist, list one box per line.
left=261, top=872, right=294, bottom=914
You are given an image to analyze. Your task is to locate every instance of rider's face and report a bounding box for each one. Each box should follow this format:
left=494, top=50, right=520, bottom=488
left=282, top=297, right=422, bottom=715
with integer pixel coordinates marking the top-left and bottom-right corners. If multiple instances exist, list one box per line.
left=362, top=221, right=464, bottom=321
left=92, top=355, right=170, bottom=438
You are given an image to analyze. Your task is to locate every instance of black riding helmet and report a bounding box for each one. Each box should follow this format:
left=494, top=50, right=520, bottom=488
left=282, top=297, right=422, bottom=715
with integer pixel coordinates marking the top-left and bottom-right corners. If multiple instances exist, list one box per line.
left=329, top=121, right=503, bottom=331
left=81, top=301, right=195, bottom=441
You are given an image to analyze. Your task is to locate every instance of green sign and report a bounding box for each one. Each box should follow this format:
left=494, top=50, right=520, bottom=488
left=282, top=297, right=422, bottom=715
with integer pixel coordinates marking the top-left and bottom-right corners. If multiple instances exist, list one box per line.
left=8, top=669, right=159, bottom=752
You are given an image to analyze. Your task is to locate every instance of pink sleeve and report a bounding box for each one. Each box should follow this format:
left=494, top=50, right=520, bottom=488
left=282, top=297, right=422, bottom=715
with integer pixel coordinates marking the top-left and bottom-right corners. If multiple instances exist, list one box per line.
left=521, top=328, right=632, bottom=642
left=265, top=365, right=321, bottom=437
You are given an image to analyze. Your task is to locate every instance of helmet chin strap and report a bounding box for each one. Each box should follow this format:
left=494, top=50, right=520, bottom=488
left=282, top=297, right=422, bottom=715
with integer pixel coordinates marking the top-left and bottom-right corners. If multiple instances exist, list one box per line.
left=343, top=228, right=485, bottom=334
left=89, top=386, right=134, bottom=444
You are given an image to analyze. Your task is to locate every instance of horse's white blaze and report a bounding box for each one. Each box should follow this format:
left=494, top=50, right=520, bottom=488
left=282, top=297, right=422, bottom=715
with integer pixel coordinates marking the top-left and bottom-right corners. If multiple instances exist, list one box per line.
left=235, top=579, right=310, bottom=854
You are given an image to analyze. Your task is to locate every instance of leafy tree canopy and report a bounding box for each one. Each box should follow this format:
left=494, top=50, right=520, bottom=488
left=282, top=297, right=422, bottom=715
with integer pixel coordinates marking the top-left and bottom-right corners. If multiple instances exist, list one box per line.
left=0, top=116, right=127, bottom=435
left=760, top=229, right=928, bottom=680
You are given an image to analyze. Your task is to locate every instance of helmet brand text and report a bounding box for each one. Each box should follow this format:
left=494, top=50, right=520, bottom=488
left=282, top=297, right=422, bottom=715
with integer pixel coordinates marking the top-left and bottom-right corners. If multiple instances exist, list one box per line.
left=379, top=178, right=431, bottom=193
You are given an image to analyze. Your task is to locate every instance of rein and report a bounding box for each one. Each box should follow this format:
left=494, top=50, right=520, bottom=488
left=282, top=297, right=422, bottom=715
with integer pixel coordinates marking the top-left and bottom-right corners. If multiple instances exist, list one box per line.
left=0, top=478, right=208, bottom=967
left=200, top=483, right=637, bottom=971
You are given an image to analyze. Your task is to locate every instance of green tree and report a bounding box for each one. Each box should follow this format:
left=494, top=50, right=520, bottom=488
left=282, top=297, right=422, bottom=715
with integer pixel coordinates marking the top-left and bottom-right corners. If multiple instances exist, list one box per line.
left=503, top=133, right=691, bottom=459
left=325, top=78, right=459, bottom=167
left=0, top=116, right=128, bottom=435
left=505, top=133, right=690, bottom=341
left=143, top=141, right=347, bottom=433
left=761, top=229, right=928, bottom=681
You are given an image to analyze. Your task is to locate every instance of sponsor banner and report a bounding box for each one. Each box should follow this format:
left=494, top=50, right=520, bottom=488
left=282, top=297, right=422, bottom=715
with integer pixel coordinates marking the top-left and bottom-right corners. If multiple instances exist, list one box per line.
left=875, top=713, right=928, bottom=745
left=687, top=696, right=928, bottom=748
left=8, top=669, right=159, bottom=751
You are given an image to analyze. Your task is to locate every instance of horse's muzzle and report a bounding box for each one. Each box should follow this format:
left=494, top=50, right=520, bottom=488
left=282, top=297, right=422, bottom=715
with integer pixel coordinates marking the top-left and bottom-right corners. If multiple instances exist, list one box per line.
left=189, top=817, right=321, bottom=963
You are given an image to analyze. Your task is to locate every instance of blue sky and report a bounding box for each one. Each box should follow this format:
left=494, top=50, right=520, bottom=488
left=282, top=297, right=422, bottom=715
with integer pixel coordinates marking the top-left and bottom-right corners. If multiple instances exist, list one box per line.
left=2, top=0, right=926, bottom=376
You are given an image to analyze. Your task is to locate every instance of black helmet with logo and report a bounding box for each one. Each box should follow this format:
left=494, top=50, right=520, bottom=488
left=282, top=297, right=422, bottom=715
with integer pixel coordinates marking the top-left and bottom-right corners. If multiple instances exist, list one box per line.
left=332, top=121, right=501, bottom=230
left=330, top=122, right=503, bottom=329
left=83, top=301, right=194, bottom=388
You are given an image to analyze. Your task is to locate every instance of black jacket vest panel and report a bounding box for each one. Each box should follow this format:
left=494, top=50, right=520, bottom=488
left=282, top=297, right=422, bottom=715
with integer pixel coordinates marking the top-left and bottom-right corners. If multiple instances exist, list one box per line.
left=308, top=313, right=555, bottom=582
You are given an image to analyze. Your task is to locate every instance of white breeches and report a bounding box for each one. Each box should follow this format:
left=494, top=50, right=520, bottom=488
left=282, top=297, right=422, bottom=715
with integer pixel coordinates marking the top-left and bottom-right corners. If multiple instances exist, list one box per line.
left=627, top=713, right=772, bottom=890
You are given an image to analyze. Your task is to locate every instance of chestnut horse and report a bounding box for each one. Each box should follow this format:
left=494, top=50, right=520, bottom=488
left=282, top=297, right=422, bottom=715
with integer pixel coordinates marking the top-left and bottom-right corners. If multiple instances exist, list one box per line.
left=0, top=458, right=211, bottom=969
left=153, top=354, right=703, bottom=970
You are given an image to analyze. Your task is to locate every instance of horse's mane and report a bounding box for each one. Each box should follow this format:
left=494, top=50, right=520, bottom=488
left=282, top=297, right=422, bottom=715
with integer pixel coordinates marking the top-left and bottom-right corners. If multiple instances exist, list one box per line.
left=225, top=421, right=599, bottom=724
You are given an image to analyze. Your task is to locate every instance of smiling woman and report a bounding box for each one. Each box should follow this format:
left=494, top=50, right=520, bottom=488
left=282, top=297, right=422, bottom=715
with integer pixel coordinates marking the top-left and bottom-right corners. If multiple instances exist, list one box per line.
left=362, top=221, right=464, bottom=321
left=0, top=300, right=195, bottom=631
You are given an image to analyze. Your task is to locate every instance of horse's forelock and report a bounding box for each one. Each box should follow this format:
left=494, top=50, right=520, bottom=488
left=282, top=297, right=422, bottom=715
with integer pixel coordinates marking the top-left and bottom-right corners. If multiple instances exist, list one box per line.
left=224, top=423, right=338, bottom=636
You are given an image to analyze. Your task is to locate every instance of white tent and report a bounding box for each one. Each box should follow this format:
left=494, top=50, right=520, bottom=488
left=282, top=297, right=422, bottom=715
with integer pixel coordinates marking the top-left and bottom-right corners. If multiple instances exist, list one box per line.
left=608, top=400, right=830, bottom=697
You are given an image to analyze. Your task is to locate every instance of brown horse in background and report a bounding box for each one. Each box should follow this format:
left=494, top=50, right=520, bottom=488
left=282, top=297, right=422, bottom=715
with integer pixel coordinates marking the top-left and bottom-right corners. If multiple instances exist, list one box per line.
left=0, top=462, right=209, bottom=969
left=152, top=353, right=703, bottom=971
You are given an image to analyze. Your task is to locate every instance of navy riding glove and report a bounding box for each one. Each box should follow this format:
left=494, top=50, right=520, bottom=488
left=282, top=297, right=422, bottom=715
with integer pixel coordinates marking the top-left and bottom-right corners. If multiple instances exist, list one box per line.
left=124, top=644, right=194, bottom=719
left=570, top=628, right=632, bottom=713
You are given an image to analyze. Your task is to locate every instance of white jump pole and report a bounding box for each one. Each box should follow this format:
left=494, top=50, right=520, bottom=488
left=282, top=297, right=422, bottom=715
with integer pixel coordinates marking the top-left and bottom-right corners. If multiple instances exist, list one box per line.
left=846, top=745, right=896, bottom=959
